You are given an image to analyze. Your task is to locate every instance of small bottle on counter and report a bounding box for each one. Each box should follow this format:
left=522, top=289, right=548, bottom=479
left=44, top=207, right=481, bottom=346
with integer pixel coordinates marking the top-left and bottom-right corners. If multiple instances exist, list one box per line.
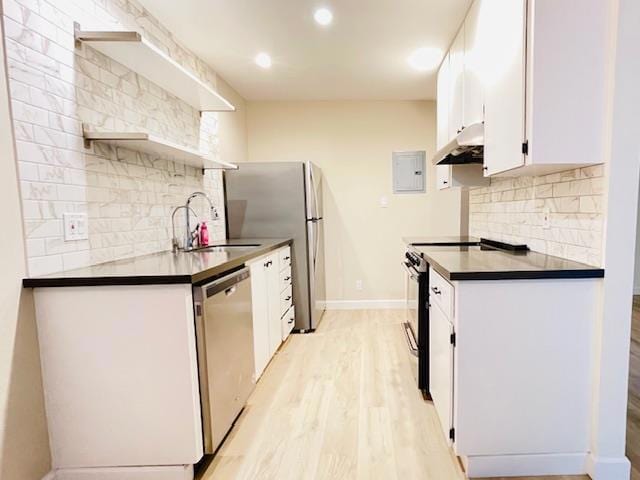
left=200, top=222, right=209, bottom=247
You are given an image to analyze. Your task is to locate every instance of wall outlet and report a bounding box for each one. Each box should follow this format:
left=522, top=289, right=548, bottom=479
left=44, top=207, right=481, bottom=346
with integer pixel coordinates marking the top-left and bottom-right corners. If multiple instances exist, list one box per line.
left=63, top=213, right=88, bottom=241
left=355, top=280, right=363, bottom=291
left=542, top=207, right=551, bottom=230
left=379, top=196, right=389, bottom=208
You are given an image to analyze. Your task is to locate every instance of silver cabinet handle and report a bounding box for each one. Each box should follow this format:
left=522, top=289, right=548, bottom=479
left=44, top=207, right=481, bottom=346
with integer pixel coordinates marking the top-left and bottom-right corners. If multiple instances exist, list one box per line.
left=431, top=287, right=441, bottom=295
left=285, top=295, right=292, bottom=301
left=288, top=318, right=294, bottom=324
left=284, top=276, right=291, bottom=281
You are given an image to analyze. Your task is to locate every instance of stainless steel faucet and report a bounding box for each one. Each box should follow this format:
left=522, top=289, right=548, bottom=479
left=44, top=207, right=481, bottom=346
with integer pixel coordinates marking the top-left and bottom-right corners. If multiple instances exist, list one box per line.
left=171, top=206, right=198, bottom=253
left=171, top=192, right=219, bottom=252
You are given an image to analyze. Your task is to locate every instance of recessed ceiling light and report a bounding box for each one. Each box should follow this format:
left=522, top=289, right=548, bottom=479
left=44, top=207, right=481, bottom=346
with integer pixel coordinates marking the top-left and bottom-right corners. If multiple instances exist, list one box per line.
left=407, top=47, right=443, bottom=72
left=314, top=7, right=333, bottom=26
left=255, top=52, right=272, bottom=69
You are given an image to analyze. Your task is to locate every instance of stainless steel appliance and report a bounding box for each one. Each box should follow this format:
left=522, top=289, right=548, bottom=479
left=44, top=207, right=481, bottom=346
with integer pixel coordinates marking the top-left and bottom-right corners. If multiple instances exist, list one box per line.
left=225, top=162, right=326, bottom=332
left=431, top=122, right=484, bottom=166
left=402, top=249, right=429, bottom=395
left=193, top=267, right=255, bottom=454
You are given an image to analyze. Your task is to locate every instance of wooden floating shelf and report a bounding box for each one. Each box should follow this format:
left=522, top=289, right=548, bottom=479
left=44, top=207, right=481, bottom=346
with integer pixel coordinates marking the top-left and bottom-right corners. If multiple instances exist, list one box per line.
left=83, top=127, right=238, bottom=171
left=74, top=23, right=235, bottom=113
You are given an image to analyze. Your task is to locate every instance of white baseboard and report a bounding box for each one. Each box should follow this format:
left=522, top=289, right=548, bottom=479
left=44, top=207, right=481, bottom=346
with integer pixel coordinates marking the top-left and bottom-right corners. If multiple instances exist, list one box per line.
left=54, top=465, right=192, bottom=480
left=322, top=299, right=405, bottom=310
left=463, top=453, right=588, bottom=478
left=586, top=453, right=631, bottom=480
left=42, top=472, right=56, bottom=480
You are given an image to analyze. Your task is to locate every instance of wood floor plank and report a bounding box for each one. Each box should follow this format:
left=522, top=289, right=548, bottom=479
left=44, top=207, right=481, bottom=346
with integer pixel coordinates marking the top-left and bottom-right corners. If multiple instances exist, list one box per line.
left=201, top=306, right=640, bottom=480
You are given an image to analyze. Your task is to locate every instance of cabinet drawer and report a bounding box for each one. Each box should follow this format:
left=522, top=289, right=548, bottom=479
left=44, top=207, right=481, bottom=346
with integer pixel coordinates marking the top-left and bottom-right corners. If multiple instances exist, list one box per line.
left=280, top=266, right=292, bottom=292
left=279, top=247, right=291, bottom=271
left=282, top=305, right=295, bottom=341
left=280, top=285, right=293, bottom=317
left=429, top=268, right=454, bottom=318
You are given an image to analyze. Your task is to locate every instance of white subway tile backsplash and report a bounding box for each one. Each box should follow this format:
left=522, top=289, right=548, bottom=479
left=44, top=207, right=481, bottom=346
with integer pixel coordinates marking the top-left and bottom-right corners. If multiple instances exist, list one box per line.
left=5, top=0, right=227, bottom=275
left=469, top=167, right=605, bottom=266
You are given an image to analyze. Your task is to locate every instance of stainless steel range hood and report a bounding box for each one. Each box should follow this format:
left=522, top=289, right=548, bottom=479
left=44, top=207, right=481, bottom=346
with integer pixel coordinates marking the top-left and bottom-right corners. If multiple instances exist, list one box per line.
left=432, top=122, right=484, bottom=165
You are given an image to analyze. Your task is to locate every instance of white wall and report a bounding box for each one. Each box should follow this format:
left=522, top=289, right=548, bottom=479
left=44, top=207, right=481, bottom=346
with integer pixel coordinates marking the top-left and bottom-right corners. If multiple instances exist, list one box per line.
left=217, top=77, right=248, bottom=165
left=246, top=100, right=462, bottom=303
left=2, top=0, right=230, bottom=277
left=0, top=12, right=51, bottom=479
left=587, top=0, right=640, bottom=477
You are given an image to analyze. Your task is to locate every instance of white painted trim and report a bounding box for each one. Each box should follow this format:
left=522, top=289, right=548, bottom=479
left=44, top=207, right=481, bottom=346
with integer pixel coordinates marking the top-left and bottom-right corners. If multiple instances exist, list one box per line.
left=463, top=453, right=588, bottom=478
left=321, top=300, right=405, bottom=310
left=42, top=471, right=56, bottom=480
left=586, top=453, right=631, bottom=480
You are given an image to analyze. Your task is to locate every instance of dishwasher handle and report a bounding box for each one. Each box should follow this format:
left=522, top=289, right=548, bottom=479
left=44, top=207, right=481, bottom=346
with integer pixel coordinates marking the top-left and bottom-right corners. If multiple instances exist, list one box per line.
left=203, top=267, right=250, bottom=299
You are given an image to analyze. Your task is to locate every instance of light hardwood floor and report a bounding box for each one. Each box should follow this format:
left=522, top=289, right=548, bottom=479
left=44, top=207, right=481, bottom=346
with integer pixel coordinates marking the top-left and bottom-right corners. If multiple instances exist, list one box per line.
left=200, top=308, right=639, bottom=480
left=627, top=298, right=640, bottom=480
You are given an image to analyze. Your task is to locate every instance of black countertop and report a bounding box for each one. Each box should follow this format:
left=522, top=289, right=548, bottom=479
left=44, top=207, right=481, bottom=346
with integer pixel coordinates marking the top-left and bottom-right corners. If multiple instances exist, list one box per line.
left=23, top=238, right=292, bottom=288
left=412, top=244, right=605, bottom=281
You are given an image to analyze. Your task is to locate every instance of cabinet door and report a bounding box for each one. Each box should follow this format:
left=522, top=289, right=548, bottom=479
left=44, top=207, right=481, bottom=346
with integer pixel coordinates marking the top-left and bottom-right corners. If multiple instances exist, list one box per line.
left=448, top=28, right=465, bottom=139
left=436, top=53, right=450, bottom=149
left=250, top=260, right=270, bottom=378
left=482, top=0, right=526, bottom=176
left=463, top=0, right=484, bottom=127
left=436, top=165, right=451, bottom=190
left=430, top=303, right=454, bottom=444
left=266, top=253, right=281, bottom=356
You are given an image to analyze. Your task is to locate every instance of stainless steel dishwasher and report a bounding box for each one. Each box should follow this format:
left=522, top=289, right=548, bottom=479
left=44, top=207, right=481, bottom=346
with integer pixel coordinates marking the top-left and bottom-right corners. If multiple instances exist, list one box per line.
left=193, top=267, right=255, bottom=454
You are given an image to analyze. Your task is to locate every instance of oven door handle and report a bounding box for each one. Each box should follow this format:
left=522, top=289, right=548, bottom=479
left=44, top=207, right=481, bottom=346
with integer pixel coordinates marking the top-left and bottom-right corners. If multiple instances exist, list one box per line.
left=402, top=322, right=419, bottom=357
left=402, top=261, right=420, bottom=282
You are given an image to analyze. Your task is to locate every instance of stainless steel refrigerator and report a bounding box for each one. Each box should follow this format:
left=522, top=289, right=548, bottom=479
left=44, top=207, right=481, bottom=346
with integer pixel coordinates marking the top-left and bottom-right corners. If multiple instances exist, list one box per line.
left=225, top=162, right=326, bottom=332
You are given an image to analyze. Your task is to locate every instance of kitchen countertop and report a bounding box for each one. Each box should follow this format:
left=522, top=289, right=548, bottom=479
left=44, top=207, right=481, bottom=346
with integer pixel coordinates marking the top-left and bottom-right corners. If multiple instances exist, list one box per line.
left=22, top=238, right=292, bottom=288
left=403, top=235, right=481, bottom=246
left=412, top=244, right=605, bottom=281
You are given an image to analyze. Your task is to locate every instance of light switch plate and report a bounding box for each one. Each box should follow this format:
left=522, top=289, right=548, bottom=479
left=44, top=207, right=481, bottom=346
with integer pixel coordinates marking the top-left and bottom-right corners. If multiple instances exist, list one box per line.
left=63, top=213, right=88, bottom=241
left=379, top=196, right=389, bottom=208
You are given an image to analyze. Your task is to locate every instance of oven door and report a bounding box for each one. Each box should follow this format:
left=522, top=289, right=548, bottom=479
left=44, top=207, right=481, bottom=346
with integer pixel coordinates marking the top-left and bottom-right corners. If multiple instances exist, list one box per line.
left=402, top=261, right=420, bottom=383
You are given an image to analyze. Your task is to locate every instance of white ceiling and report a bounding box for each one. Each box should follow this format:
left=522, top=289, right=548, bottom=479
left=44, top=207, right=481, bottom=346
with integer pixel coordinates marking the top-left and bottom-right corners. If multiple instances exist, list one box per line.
left=137, top=0, right=472, bottom=101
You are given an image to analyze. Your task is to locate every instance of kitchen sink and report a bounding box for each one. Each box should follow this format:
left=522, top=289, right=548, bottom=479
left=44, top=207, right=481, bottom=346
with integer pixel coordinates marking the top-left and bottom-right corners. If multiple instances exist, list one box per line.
left=188, top=244, right=261, bottom=253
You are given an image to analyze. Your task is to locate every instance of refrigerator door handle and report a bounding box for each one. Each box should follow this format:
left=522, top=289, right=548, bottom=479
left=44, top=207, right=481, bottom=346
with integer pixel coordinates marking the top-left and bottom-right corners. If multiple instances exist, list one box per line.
left=308, top=163, right=322, bottom=221
left=314, top=221, right=319, bottom=271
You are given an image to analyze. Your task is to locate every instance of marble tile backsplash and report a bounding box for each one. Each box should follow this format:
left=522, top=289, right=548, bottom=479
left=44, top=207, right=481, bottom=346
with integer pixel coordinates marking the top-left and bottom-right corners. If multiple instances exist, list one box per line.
left=2, top=0, right=227, bottom=276
left=469, top=165, right=604, bottom=266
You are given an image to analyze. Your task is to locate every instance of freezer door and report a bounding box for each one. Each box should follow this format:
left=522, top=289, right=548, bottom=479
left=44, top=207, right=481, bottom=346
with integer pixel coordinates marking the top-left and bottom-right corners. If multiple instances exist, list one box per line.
left=307, top=218, right=326, bottom=329
left=305, top=162, right=323, bottom=220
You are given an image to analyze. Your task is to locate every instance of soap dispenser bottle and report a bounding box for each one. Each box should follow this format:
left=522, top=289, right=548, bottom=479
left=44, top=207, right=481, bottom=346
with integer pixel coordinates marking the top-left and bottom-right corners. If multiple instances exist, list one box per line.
left=200, top=222, right=209, bottom=247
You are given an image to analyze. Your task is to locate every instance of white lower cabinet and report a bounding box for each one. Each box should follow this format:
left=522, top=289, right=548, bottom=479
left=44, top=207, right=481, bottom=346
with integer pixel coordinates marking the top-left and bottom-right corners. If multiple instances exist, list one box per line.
left=282, top=305, right=295, bottom=341
left=428, top=267, right=602, bottom=477
left=429, top=301, right=454, bottom=445
left=33, top=285, right=203, bottom=472
left=249, top=245, right=294, bottom=380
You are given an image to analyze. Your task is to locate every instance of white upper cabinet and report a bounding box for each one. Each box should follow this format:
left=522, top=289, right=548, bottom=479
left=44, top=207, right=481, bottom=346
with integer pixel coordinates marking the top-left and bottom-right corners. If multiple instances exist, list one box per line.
left=436, top=54, right=450, bottom=150
left=523, top=0, right=608, bottom=174
left=462, top=0, right=485, bottom=128
left=437, top=0, right=608, bottom=177
left=482, top=0, right=608, bottom=176
left=436, top=54, right=452, bottom=190
left=481, top=0, right=527, bottom=176
left=448, top=29, right=465, bottom=138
